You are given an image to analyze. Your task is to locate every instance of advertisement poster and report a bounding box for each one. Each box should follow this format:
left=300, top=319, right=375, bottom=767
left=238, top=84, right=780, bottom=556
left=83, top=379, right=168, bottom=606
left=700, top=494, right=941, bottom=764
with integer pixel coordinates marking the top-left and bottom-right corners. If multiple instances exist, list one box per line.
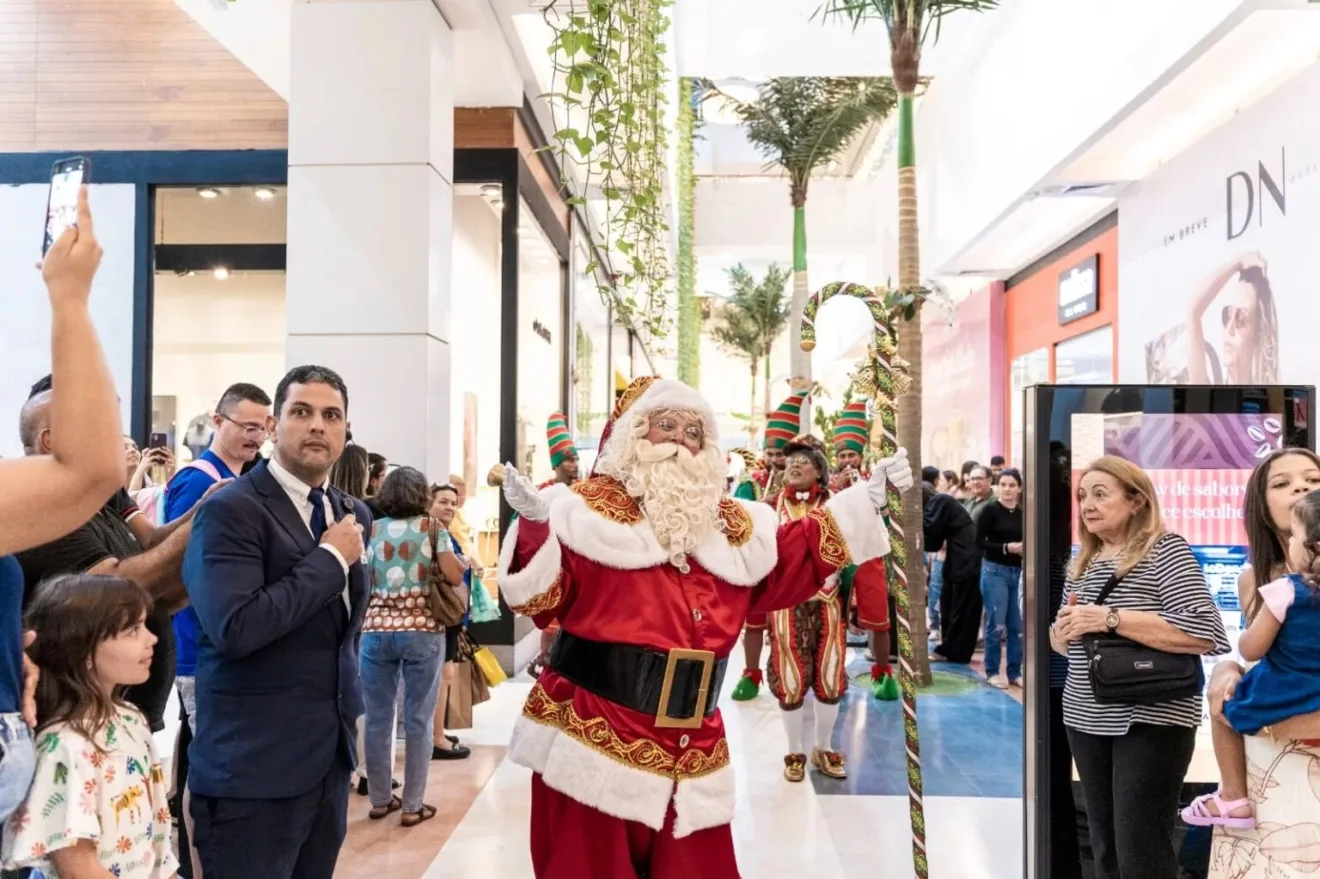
left=1072, top=411, right=1283, bottom=711
left=1117, top=62, right=1320, bottom=386
left=921, top=283, right=1005, bottom=471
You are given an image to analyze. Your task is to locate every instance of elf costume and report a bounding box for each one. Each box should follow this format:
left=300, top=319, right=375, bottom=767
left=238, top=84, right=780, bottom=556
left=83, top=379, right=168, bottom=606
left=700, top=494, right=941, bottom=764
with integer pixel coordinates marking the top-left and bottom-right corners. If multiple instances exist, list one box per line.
left=729, top=391, right=805, bottom=701
left=830, top=401, right=899, bottom=702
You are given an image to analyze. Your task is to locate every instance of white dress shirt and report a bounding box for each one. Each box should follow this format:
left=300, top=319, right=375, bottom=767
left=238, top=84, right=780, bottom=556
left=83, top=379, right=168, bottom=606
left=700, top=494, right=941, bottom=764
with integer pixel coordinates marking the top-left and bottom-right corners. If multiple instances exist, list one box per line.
left=267, top=456, right=351, bottom=611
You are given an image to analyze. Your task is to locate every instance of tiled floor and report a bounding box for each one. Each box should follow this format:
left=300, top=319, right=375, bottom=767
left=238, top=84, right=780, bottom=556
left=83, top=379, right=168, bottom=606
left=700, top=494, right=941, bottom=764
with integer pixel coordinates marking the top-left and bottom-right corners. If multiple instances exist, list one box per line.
left=403, top=647, right=1025, bottom=878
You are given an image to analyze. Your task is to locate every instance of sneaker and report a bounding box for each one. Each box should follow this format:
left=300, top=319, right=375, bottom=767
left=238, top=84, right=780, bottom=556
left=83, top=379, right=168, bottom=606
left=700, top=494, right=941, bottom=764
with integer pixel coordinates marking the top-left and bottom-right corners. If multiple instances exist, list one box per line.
left=988, top=674, right=1009, bottom=689
left=810, top=748, right=847, bottom=779
left=783, top=753, right=807, bottom=783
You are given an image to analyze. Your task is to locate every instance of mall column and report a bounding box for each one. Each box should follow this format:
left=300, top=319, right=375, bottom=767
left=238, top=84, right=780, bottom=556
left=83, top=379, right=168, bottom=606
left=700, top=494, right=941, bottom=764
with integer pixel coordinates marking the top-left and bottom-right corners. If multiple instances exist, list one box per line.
left=285, top=0, right=454, bottom=475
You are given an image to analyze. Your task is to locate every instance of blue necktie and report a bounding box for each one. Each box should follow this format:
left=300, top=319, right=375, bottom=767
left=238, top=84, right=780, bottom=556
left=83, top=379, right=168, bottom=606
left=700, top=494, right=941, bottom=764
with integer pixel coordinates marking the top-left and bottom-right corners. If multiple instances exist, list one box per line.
left=308, top=487, right=328, bottom=542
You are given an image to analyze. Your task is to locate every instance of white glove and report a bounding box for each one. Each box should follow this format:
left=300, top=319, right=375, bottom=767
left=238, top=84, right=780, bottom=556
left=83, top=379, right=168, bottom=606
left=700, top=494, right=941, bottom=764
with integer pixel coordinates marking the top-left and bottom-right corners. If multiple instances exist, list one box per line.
left=867, top=448, right=914, bottom=511
left=502, top=462, right=550, bottom=522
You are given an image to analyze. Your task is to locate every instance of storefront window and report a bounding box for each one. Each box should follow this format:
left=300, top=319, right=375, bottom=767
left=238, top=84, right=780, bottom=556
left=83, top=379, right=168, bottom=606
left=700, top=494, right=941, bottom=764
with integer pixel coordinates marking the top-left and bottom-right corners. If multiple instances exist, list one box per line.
left=516, top=197, right=566, bottom=485
left=1010, top=348, right=1050, bottom=466
left=1055, top=325, right=1114, bottom=386
left=150, top=186, right=287, bottom=464
left=450, top=184, right=505, bottom=539
left=572, top=230, right=611, bottom=471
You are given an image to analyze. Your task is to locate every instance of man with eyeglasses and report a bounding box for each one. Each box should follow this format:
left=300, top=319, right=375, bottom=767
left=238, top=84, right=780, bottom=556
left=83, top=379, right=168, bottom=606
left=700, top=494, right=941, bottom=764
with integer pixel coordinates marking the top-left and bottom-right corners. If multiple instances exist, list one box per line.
left=162, top=382, right=270, bottom=878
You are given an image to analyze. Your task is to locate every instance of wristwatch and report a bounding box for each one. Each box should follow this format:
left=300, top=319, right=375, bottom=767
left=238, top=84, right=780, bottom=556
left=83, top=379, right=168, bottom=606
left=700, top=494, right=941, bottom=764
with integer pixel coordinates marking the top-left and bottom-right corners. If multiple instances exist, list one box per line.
left=1105, top=609, right=1121, bottom=634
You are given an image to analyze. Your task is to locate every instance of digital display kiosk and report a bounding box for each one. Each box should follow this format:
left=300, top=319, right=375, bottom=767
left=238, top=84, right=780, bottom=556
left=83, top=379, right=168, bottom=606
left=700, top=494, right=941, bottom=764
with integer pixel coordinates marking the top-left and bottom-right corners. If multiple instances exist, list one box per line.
left=1022, top=385, right=1314, bottom=879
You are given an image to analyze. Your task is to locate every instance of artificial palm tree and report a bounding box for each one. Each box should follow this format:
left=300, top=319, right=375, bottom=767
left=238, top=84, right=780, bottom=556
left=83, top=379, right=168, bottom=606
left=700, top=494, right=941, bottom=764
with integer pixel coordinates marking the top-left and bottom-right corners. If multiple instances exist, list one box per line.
left=820, top=0, right=998, bottom=684
left=724, top=263, right=792, bottom=428
left=718, top=78, right=897, bottom=425
left=710, top=299, right=765, bottom=445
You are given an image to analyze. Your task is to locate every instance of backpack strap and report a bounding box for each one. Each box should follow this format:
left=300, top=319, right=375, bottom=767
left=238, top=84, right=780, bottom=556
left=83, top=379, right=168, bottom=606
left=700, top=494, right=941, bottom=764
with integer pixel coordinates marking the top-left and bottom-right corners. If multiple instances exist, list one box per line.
left=1093, top=573, right=1122, bottom=606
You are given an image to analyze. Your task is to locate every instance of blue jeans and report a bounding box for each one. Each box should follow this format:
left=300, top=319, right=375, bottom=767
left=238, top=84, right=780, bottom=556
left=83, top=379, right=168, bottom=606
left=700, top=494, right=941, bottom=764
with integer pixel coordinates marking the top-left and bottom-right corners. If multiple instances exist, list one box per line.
left=928, top=557, right=944, bottom=634
left=360, top=631, right=445, bottom=812
left=0, top=713, right=34, bottom=826
left=980, top=560, right=1023, bottom=680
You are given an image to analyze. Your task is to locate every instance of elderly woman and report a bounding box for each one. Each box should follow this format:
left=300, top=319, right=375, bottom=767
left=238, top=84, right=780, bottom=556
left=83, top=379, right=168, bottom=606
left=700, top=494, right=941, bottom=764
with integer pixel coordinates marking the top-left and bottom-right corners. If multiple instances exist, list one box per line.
left=1051, top=456, right=1229, bottom=879
left=1206, top=448, right=1320, bottom=878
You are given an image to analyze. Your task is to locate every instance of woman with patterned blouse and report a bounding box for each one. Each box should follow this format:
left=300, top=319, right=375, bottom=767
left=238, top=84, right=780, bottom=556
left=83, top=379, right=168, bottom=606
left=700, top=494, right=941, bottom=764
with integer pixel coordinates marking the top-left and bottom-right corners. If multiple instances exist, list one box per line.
left=361, top=467, right=466, bottom=827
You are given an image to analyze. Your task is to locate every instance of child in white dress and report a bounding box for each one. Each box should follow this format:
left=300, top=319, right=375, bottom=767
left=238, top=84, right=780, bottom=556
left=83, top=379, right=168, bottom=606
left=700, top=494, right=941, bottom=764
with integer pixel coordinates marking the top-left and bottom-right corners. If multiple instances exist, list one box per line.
left=2, top=574, right=178, bottom=879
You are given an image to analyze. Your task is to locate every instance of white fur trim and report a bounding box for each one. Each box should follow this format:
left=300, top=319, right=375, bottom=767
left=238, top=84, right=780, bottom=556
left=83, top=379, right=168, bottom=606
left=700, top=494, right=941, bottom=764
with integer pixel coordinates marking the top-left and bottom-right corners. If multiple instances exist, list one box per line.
left=539, top=482, right=572, bottom=503
left=672, top=763, right=736, bottom=838
left=825, top=482, right=891, bottom=564
left=689, top=499, right=779, bottom=587
left=509, top=714, right=675, bottom=830
left=497, top=516, right=564, bottom=609
left=550, top=489, right=669, bottom=571
left=627, top=379, right=720, bottom=443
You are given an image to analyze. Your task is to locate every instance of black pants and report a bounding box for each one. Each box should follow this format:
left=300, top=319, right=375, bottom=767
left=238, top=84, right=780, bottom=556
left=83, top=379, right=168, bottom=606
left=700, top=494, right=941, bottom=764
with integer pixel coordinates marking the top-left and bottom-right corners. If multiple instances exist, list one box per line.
left=1049, top=689, right=1083, bottom=879
left=191, top=766, right=350, bottom=879
left=933, top=569, right=982, bottom=664
left=1067, top=723, right=1195, bottom=879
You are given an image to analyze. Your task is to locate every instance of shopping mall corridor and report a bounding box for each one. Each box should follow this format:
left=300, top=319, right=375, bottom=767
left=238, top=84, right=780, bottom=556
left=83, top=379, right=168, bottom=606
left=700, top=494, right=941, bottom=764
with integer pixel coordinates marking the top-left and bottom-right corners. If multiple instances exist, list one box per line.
left=155, top=645, right=1024, bottom=879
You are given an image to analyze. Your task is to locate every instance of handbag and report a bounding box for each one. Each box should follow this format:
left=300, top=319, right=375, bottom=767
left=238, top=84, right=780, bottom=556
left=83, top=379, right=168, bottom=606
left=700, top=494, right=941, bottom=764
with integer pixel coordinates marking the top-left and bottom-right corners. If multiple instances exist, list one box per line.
left=426, top=520, right=470, bottom=628
left=1083, top=573, right=1203, bottom=705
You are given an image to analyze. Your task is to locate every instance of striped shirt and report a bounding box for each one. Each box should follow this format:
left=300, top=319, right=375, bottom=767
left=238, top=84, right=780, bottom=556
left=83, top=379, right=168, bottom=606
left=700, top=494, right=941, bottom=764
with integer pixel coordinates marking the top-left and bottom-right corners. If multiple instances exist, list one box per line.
left=1060, top=532, right=1230, bottom=735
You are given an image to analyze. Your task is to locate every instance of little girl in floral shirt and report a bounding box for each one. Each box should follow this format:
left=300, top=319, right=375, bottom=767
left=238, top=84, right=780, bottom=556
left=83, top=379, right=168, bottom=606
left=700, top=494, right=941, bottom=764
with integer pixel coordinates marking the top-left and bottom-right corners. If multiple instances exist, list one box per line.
left=3, top=574, right=177, bottom=878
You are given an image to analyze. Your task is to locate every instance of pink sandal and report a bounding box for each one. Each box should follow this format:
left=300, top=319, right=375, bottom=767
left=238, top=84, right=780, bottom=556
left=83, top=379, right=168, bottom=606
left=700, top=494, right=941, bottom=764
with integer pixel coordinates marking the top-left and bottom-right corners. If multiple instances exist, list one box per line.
left=1181, top=791, right=1256, bottom=829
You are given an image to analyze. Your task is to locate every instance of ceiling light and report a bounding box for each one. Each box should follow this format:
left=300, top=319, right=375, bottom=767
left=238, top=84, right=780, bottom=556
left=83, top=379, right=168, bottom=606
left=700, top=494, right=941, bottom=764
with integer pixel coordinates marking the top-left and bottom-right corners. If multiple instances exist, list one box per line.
left=197, top=187, right=221, bottom=199
left=253, top=187, right=276, bottom=200
left=213, top=267, right=230, bottom=280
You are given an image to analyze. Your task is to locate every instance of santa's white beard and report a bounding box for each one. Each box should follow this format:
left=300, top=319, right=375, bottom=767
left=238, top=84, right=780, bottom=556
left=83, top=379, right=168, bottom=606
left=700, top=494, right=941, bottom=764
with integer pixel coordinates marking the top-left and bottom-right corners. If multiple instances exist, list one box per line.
left=627, top=441, right=725, bottom=570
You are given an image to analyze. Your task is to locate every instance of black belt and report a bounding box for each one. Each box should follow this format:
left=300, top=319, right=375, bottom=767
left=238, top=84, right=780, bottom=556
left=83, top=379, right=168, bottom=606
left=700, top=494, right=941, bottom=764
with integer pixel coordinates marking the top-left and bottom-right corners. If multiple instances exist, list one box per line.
left=547, top=632, right=727, bottom=730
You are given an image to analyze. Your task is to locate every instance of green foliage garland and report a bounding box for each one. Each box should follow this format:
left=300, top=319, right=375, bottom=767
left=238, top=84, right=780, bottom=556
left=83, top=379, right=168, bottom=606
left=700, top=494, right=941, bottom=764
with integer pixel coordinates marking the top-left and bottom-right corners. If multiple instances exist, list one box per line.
left=543, top=0, right=673, bottom=338
left=675, top=76, right=700, bottom=385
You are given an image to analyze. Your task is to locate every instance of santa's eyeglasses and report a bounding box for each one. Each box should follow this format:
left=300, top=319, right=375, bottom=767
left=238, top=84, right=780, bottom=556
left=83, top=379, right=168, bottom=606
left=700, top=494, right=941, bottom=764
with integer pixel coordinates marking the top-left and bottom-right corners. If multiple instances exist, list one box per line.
left=651, top=417, right=704, bottom=446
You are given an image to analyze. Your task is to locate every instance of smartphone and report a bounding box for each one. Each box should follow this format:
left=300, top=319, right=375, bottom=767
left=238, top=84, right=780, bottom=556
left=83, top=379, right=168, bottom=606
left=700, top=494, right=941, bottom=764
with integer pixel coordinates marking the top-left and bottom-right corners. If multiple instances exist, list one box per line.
left=43, top=156, right=91, bottom=256
left=149, top=432, right=168, bottom=450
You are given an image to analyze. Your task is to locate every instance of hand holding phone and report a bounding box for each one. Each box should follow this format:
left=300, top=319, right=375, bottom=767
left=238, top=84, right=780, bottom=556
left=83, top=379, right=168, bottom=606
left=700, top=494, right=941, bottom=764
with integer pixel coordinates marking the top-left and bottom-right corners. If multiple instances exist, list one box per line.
left=40, top=184, right=102, bottom=307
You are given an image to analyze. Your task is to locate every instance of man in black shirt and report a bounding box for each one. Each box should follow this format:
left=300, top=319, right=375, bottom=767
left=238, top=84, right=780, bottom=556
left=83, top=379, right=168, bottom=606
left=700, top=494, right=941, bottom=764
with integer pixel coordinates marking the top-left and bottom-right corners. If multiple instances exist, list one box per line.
left=16, top=385, right=214, bottom=731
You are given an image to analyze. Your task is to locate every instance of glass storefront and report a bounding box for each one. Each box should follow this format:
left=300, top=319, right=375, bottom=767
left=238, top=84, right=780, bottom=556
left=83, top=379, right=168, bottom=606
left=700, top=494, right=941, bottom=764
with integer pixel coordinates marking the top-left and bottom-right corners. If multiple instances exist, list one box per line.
left=149, top=185, right=287, bottom=463
left=516, top=196, right=567, bottom=485
left=1010, top=347, right=1050, bottom=466
left=1054, top=324, right=1114, bottom=385
left=572, top=228, right=611, bottom=472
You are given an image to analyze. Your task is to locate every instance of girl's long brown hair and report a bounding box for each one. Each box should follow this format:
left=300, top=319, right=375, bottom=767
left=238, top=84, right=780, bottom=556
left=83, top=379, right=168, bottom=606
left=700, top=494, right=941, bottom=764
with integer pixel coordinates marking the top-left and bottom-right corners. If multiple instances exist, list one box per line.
left=25, top=574, right=152, bottom=744
left=1070, top=456, right=1167, bottom=580
left=1242, top=448, right=1320, bottom=622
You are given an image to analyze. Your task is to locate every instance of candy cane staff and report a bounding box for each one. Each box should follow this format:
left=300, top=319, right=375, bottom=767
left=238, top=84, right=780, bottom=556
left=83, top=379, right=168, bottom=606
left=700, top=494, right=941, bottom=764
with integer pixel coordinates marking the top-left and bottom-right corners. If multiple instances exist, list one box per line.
left=497, top=377, right=913, bottom=879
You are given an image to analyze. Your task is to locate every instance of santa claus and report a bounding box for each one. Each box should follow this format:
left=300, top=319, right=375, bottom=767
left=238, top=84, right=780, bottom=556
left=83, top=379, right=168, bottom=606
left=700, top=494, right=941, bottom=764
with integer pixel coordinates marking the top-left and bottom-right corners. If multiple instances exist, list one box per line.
left=497, top=377, right=912, bottom=878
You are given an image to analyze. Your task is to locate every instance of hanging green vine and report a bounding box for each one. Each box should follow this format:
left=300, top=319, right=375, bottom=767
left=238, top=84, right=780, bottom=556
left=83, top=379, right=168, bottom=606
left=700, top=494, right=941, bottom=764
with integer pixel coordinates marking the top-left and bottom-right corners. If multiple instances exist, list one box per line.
left=675, top=76, right=699, bottom=385
left=543, top=0, right=673, bottom=338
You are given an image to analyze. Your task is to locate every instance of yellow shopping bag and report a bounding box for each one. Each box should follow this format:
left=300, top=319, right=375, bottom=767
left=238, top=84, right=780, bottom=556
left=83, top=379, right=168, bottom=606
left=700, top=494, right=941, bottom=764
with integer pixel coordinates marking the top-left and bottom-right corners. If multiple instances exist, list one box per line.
left=473, top=646, right=507, bottom=688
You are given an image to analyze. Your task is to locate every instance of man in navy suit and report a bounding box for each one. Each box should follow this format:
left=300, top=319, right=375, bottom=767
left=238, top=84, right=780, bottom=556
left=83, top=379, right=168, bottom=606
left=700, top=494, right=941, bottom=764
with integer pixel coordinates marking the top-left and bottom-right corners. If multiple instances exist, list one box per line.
left=182, top=365, right=370, bottom=879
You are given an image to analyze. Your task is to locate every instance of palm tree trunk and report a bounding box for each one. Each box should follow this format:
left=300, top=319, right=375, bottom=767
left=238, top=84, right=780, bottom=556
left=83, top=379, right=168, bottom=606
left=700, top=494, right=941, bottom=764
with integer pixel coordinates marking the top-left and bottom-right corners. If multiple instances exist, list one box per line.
left=895, top=90, right=930, bottom=688
left=789, top=201, right=811, bottom=427
left=749, top=359, right=760, bottom=445
left=762, top=344, right=772, bottom=440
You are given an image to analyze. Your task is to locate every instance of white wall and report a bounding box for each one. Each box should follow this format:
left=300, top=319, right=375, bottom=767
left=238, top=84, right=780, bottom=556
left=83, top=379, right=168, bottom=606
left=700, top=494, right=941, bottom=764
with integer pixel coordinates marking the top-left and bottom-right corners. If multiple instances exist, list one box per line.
left=0, top=184, right=136, bottom=458
left=151, top=271, right=287, bottom=448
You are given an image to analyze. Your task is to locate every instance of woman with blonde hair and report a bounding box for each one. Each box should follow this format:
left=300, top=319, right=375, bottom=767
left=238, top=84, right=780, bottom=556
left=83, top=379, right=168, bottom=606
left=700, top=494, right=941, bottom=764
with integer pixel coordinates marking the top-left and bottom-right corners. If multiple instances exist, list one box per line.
left=1050, top=455, right=1228, bottom=879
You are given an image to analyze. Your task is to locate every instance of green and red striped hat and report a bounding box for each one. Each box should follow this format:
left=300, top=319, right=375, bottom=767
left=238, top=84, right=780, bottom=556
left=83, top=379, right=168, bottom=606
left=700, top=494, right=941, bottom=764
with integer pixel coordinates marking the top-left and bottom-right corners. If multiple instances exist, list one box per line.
left=764, top=392, right=807, bottom=451
left=834, top=401, right=869, bottom=456
left=546, top=411, right=576, bottom=469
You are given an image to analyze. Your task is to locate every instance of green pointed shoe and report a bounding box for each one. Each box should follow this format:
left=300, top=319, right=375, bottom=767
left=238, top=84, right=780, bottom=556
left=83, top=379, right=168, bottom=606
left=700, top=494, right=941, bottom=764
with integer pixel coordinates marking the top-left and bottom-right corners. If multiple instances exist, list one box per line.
left=730, top=670, right=762, bottom=701
left=872, top=673, right=900, bottom=701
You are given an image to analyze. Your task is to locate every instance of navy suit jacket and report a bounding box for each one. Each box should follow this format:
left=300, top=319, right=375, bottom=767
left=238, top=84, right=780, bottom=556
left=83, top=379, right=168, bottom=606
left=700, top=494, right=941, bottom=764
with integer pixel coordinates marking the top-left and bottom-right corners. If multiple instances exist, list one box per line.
left=181, top=459, right=371, bottom=800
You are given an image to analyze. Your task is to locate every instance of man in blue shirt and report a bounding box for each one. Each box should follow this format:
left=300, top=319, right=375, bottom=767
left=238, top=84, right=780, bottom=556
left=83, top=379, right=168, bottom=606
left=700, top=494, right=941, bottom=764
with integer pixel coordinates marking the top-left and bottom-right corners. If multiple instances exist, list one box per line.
left=163, top=382, right=270, bottom=879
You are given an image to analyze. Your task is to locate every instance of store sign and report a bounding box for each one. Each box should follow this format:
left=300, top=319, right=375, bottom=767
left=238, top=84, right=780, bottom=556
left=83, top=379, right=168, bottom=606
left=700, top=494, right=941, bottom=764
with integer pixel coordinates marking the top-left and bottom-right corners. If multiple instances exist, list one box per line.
left=1057, top=255, right=1099, bottom=325
left=532, top=319, right=553, bottom=344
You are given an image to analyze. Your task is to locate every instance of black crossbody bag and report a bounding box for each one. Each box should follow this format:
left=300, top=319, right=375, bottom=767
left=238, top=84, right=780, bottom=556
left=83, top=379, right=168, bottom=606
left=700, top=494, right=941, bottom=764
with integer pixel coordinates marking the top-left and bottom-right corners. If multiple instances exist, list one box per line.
left=1083, top=573, right=1203, bottom=706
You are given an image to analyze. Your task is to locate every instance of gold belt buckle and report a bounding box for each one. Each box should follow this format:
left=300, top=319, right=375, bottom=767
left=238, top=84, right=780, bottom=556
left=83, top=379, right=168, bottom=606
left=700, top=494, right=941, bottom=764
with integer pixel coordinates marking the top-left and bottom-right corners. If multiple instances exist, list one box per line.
left=654, top=648, right=716, bottom=730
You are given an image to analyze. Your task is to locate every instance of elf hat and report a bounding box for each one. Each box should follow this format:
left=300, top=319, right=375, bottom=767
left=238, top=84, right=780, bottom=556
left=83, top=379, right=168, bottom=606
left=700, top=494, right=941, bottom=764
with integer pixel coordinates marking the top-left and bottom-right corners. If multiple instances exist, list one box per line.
left=764, top=392, right=807, bottom=451
left=834, top=401, right=870, bottom=456
left=546, top=411, right=576, bottom=469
